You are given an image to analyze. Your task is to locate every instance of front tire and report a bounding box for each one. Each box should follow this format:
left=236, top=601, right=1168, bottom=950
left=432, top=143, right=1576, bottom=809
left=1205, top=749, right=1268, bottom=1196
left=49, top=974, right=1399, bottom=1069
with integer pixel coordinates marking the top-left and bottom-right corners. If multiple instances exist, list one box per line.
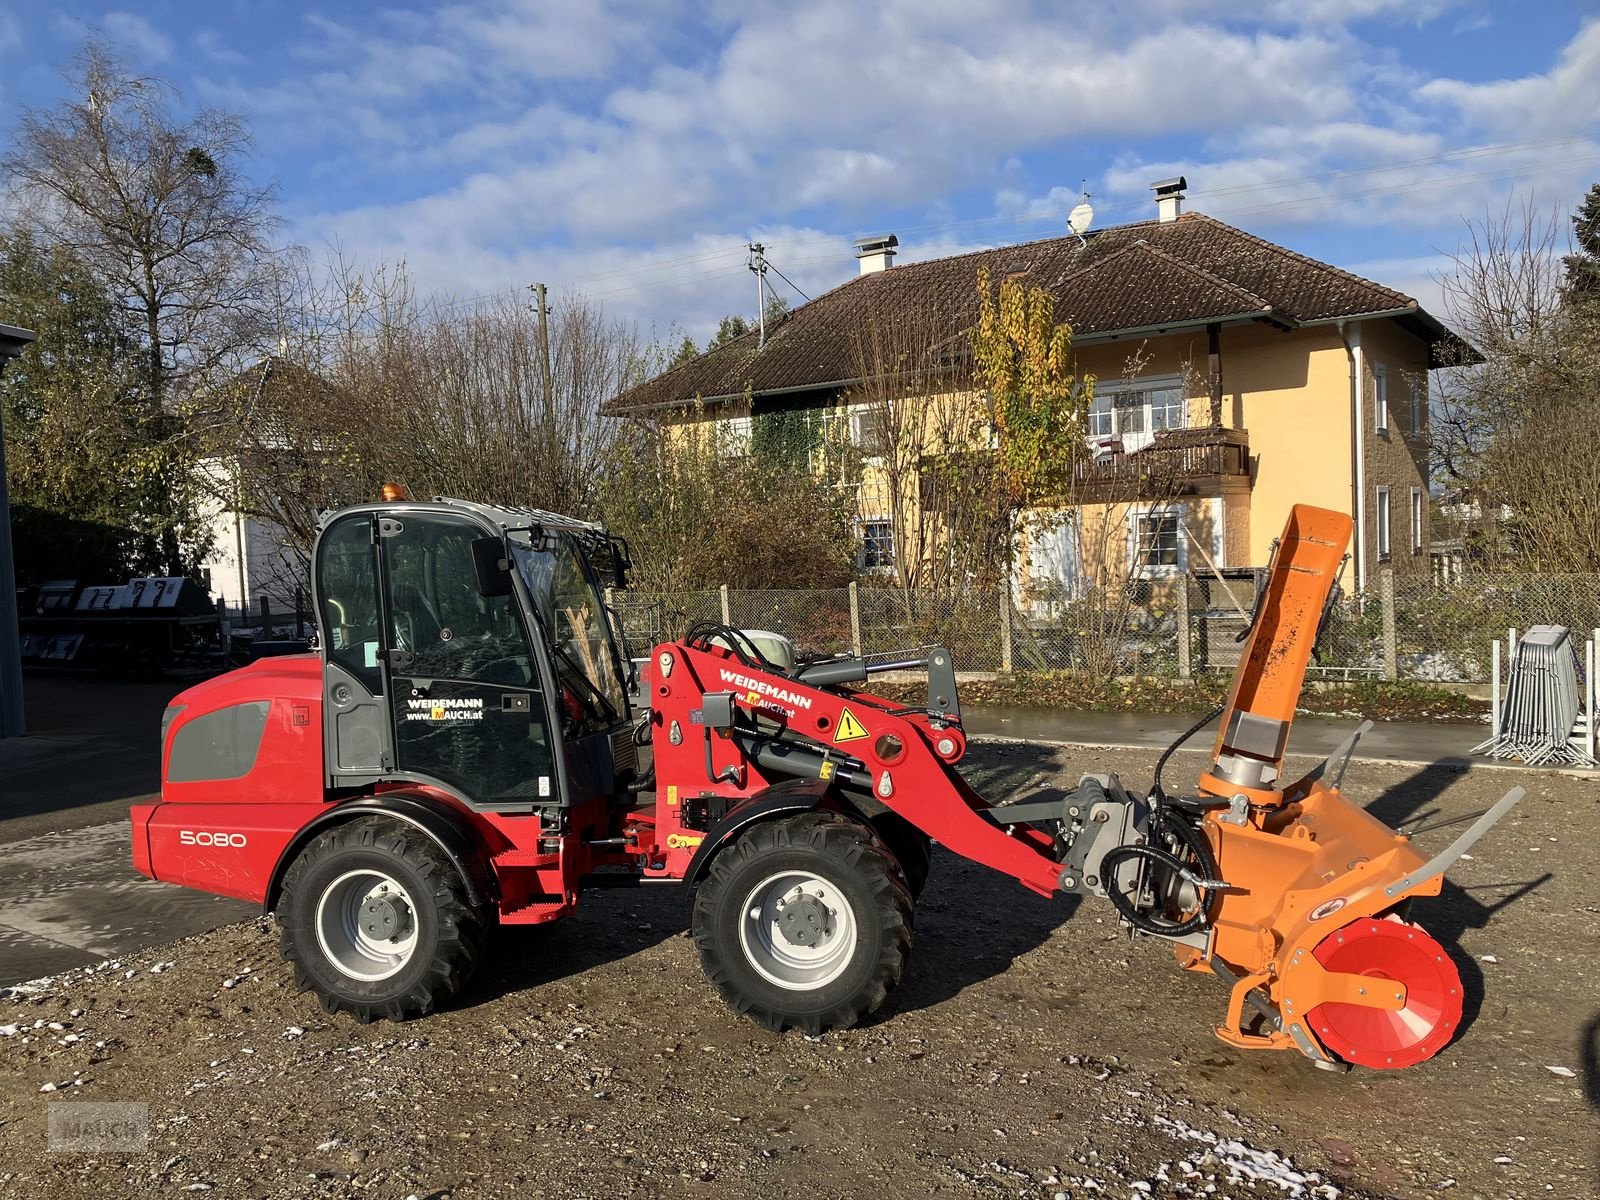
left=691, top=812, right=912, bottom=1034
left=278, top=816, right=487, bottom=1022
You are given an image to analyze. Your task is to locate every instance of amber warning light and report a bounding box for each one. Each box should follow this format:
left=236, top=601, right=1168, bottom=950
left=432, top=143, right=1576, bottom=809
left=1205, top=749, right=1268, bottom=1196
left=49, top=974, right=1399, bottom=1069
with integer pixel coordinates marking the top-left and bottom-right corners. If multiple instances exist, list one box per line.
left=379, top=482, right=407, bottom=502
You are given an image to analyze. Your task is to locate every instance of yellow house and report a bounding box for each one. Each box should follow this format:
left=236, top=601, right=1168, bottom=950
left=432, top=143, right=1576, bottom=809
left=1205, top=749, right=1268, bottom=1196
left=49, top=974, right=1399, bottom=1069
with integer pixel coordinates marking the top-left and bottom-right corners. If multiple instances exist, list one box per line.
left=604, top=182, right=1468, bottom=598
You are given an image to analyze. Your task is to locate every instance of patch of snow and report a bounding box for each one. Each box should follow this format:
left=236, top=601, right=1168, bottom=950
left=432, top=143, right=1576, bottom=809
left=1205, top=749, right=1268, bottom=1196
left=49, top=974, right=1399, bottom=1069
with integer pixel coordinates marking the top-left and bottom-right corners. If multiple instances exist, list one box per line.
left=1154, top=1114, right=1339, bottom=1198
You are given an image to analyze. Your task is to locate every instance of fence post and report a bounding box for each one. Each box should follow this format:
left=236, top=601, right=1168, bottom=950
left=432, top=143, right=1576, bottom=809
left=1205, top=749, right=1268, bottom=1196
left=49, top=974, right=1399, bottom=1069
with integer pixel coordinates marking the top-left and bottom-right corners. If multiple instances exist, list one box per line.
left=1176, top=579, right=1192, bottom=681
left=847, top=582, right=863, bottom=657
left=1490, top=638, right=1501, bottom=737
left=259, top=595, right=271, bottom=631
left=719, top=584, right=731, bottom=625
left=1590, top=630, right=1598, bottom=762
left=1380, top=568, right=1396, bottom=681
left=998, top=576, right=1013, bottom=673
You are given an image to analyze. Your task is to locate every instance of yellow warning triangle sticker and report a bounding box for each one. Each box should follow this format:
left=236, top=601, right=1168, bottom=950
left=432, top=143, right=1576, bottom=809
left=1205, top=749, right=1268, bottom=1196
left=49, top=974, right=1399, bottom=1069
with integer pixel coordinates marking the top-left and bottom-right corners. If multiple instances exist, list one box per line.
left=834, top=707, right=870, bottom=743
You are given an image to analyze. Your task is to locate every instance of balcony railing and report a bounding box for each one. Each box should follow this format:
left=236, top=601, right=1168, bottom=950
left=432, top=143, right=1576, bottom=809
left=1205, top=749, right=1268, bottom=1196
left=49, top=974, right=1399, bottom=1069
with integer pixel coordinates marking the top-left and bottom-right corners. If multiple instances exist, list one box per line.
left=1072, top=426, right=1250, bottom=499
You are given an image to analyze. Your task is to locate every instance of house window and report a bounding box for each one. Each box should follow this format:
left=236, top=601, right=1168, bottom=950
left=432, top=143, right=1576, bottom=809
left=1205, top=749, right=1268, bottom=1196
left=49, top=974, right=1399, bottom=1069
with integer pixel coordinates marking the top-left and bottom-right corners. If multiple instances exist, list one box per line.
left=717, top=415, right=752, bottom=457
left=849, top=406, right=888, bottom=450
left=1132, top=506, right=1185, bottom=577
left=1411, top=487, right=1423, bottom=553
left=1089, top=379, right=1185, bottom=443
left=1373, top=365, right=1389, bottom=434
left=858, top=519, right=895, bottom=571
left=1409, top=378, right=1423, bottom=433
left=1376, top=486, right=1391, bottom=560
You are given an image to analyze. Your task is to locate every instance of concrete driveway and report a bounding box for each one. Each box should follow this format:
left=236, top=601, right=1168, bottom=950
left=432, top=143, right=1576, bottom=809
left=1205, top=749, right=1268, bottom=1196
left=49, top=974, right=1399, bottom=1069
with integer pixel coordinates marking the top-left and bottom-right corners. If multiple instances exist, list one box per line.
left=0, top=674, right=254, bottom=985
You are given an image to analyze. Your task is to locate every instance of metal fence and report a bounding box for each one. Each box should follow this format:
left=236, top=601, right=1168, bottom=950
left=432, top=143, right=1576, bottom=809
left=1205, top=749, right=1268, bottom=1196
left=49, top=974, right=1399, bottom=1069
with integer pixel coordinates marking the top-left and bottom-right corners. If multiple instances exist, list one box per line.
left=611, top=571, right=1600, bottom=685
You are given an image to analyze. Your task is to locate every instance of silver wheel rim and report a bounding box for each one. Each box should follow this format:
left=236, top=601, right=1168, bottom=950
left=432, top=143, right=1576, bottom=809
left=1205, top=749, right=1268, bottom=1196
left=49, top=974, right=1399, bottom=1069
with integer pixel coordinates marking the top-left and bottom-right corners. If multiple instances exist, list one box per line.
left=314, top=869, right=420, bottom=982
left=738, top=870, right=859, bottom=991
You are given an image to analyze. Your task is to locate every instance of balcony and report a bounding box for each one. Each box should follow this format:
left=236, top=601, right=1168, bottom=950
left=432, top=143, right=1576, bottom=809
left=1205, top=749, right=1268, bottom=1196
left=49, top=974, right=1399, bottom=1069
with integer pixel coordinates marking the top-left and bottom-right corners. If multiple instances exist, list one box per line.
left=1072, top=425, right=1251, bottom=501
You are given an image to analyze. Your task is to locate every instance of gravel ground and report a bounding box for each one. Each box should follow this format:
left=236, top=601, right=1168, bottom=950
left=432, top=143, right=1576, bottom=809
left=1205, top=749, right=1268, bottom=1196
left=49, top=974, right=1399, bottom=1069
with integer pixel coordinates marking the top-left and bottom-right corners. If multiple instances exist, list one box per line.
left=0, top=743, right=1594, bottom=1200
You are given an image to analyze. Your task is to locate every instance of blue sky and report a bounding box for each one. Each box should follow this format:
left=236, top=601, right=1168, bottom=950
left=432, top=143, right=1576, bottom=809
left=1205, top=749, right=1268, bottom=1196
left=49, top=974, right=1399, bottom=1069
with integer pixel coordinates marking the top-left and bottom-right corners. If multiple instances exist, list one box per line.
left=1, top=1, right=1597, bottom=344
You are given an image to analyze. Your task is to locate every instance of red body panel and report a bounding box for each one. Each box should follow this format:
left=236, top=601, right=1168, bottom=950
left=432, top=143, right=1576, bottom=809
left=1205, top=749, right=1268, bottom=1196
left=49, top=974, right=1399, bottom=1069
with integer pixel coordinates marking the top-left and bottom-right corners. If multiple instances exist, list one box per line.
left=141, top=800, right=331, bottom=903
left=161, top=654, right=325, bottom=808
left=138, top=655, right=330, bottom=903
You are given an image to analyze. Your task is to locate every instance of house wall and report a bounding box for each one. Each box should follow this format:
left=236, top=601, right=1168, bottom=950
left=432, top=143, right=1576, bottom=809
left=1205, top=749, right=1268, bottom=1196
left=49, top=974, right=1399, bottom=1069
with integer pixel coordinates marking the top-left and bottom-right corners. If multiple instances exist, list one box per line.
left=194, top=458, right=308, bottom=614
left=1221, top=323, right=1355, bottom=571
left=656, top=317, right=1435, bottom=592
left=1357, top=318, right=1433, bottom=577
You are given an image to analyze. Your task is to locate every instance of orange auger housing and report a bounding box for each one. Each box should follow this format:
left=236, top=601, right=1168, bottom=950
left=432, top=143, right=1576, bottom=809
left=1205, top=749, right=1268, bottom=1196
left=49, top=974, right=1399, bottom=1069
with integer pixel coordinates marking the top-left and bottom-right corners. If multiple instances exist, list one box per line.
left=1177, top=505, right=1521, bottom=1069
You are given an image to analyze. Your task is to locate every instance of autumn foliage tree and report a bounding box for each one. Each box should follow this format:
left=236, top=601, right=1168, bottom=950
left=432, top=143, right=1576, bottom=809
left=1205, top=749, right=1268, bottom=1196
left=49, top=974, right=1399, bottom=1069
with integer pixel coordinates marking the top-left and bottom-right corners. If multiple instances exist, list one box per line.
left=971, top=265, right=1096, bottom=552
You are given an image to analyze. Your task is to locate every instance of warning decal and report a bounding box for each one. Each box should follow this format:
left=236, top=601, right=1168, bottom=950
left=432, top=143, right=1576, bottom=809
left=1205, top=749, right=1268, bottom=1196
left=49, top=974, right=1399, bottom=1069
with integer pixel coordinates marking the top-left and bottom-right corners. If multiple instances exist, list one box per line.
left=833, top=707, right=870, bottom=743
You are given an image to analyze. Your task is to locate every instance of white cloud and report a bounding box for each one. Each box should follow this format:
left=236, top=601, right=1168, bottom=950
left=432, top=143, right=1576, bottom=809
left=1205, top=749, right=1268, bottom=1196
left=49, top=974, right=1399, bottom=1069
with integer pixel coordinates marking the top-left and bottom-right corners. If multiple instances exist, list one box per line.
left=1419, top=17, right=1600, bottom=137
left=101, top=11, right=173, bottom=63
left=1341, top=253, right=1452, bottom=317
left=169, top=1, right=1598, bottom=339
left=1260, top=0, right=1462, bottom=25
left=194, top=29, right=246, bottom=66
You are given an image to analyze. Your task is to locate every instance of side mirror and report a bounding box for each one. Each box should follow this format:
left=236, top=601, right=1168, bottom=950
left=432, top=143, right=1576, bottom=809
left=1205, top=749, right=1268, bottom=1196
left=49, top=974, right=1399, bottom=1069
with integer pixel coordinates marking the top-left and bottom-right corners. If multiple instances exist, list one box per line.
left=470, top=536, right=513, bottom=597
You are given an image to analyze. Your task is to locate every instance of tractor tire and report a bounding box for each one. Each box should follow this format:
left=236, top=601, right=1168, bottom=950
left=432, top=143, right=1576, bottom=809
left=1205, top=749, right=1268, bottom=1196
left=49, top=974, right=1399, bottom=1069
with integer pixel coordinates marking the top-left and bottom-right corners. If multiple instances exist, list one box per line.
left=691, top=811, right=913, bottom=1035
left=871, top=812, right=932, bottom=900
left=278, top=816, right=488, bottom=1023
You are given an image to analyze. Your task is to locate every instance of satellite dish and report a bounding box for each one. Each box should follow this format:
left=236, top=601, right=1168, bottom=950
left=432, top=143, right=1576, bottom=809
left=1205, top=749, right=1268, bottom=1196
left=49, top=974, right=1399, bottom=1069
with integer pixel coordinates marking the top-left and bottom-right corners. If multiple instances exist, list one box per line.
left=1068, top=201, right=1094, bottom=237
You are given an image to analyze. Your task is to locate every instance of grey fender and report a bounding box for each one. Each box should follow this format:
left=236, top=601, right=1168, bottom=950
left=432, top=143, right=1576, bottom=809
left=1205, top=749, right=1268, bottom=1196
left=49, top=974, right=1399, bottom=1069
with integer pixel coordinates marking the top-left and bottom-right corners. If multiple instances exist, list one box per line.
left=681, top=778, right=834, bottom=889
left=264, top=793, right=497, bottom=914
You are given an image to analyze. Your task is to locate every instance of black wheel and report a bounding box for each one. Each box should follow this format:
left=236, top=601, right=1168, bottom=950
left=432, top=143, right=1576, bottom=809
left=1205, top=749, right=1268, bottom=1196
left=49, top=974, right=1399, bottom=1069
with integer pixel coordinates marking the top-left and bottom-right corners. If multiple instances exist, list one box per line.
left=691, top=811, right=913, bottom=1034
left=278, top=816, right=488, bottom=1022
left=871, top=811, right=932, bottom=900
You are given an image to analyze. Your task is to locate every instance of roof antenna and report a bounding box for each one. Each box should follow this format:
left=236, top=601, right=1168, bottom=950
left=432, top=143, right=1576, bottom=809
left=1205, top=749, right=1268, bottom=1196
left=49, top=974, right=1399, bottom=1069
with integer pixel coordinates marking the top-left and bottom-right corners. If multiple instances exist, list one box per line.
left=1068, top=180, right=1094, bottom=247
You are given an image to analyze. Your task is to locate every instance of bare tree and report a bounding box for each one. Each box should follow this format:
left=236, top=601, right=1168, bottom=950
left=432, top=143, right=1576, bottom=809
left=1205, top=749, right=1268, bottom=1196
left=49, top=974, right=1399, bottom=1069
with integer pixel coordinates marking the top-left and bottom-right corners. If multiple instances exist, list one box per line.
left=1431, top=196, right=1600, bottom=570
left=2, top=43, right=283, bottom=572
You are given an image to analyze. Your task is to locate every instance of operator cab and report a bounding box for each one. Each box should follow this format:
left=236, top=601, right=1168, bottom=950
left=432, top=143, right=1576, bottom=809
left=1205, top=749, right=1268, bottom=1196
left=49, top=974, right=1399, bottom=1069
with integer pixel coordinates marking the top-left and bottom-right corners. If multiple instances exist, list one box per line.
left=313, top=496, right=634, bottom=812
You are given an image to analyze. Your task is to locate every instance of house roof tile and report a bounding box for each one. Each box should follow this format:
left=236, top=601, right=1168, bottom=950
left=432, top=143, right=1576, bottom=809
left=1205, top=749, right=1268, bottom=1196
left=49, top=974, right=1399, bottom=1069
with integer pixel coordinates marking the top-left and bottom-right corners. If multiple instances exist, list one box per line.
left=605, top=212, right=1463, bottom=415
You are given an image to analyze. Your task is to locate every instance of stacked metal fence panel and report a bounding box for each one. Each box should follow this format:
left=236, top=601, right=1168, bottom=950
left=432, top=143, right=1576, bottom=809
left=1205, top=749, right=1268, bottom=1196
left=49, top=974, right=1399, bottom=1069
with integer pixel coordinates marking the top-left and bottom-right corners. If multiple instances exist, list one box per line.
left=1473, top=625, right=1597, bottom=767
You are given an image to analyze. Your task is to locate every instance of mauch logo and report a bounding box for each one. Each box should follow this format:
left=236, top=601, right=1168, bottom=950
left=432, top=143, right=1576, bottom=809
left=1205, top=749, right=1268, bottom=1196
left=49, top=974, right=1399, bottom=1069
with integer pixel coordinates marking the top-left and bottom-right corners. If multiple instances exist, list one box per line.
left=405, top=696, right=485, bottom=722
left=48, top=1102, right=149, bottom=1153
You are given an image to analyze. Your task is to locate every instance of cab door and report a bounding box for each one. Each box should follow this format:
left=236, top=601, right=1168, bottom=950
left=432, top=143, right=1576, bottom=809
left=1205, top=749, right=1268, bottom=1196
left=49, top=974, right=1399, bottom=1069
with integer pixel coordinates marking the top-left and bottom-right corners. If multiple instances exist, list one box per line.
left=378, top=510, right=557, bottom=807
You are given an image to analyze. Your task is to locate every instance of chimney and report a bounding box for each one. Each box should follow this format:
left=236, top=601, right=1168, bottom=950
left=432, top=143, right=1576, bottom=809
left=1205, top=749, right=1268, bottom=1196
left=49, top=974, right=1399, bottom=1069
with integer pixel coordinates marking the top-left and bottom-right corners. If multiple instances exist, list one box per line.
left=1151, top=176, right=1187, bottom=223
left=853, top=233, right=898, bottom=275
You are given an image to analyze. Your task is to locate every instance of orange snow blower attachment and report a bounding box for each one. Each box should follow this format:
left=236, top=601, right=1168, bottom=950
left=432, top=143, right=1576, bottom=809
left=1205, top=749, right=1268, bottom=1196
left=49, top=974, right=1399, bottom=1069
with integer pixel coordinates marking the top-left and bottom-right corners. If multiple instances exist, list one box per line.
left=1172, top=505, right=1522, bottom=1069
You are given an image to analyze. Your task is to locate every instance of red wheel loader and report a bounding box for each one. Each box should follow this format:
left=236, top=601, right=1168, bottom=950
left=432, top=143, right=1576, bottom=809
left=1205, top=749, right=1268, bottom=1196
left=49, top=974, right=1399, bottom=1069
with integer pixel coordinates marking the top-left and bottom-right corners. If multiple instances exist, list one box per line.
left=132, top=496, right=1521, bottom=1069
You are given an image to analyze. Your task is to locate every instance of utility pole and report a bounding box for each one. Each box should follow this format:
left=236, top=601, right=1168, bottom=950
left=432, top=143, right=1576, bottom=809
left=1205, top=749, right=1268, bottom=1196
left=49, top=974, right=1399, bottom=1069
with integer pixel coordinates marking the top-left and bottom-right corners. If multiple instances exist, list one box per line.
left=0, top=323, right=38, bottom=738
left=529, top=283, right=554, bottom=414
left=747, top=244, right=768, bottom=349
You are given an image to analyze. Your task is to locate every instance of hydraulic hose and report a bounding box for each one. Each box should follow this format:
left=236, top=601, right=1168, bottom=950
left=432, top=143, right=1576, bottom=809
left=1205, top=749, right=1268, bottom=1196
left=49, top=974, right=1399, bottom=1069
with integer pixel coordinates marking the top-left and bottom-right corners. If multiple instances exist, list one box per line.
left=1102, top=843, right=1210, bottom=937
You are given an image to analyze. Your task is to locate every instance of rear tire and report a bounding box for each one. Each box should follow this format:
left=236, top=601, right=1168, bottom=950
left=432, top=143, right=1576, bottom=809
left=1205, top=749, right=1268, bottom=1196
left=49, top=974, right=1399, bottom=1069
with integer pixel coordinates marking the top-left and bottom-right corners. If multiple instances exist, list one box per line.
left=278, top=816, right=487, bottom=1022
left=691, top=811, right=912, bottom=1034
